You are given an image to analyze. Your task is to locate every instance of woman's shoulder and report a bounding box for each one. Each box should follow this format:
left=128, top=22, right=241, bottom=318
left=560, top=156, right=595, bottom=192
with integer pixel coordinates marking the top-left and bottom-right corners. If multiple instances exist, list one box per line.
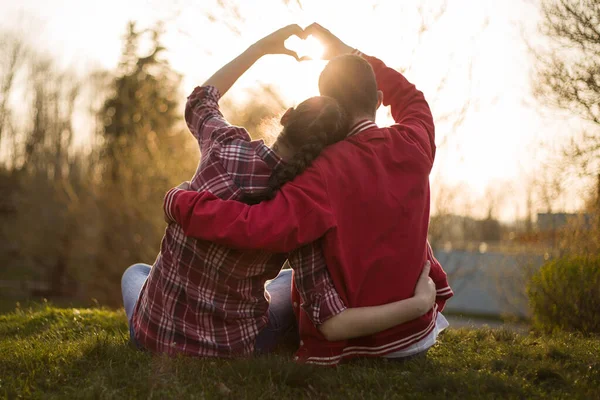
left=217, top=138, right=280, bottom=182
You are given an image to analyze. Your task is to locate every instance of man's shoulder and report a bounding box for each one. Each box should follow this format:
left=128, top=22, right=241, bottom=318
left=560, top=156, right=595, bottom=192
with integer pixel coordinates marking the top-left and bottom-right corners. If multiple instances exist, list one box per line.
left=322, top=136, right=357, bottom=154
left=317, top=127, right=389, bottom=159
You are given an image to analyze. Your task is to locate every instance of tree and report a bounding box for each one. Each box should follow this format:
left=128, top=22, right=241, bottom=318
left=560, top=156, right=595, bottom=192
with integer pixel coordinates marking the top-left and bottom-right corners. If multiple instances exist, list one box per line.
left=534, top=0, right=600, bottom=172
left=0, top=34, right=89, bottom=297
left=532, top=1, right=600, bottom=257
left=0, top=32, right=27, bottom=150
left=90, top=22, right=198, bottom=305
left=99, top=21, right=182, bottom=183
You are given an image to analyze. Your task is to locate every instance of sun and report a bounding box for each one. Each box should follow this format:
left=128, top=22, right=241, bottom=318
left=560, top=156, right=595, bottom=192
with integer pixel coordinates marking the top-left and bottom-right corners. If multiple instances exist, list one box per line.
left=284, top=35, right=324, bottom=60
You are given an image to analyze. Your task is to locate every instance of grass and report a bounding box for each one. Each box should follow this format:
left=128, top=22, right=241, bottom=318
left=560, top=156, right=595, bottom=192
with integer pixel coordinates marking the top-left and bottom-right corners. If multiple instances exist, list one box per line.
left=1, top=303, right=599, bottom=399
left=0, top=296, right=91, bottom=315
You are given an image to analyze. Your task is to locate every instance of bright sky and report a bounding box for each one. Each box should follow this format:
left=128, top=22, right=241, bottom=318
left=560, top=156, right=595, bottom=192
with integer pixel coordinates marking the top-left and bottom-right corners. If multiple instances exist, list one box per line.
left=0, top=0, right=589, bottom=219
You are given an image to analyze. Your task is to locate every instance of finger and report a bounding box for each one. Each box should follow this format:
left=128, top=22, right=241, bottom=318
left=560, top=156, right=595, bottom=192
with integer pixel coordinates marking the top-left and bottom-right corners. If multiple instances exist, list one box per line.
left=305, top=22, right=323, bottom=34
left=305, top=22, right=329, bottom=38
left=281, top=47, right=301, bottom=61
left=304, top=22, right=317, bottom=33
left=178, top=181, right=190, bottom=190
left=295, top=26, right=309, bottom=40
left=298, top=55, right=312, bottom=62
left=283, top=24, right=304, bottom=38
left=421, top=260, right=431, bottom=278
left=427, top=278, right=436, bottom=298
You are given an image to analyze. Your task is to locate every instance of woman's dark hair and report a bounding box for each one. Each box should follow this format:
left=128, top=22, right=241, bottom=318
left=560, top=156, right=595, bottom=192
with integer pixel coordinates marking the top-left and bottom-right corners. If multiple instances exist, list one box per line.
left=241, top=96, right=348, bottom=204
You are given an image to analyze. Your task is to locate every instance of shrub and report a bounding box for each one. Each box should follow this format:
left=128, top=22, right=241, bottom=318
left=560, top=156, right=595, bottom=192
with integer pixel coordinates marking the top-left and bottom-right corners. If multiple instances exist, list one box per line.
left=527, top=256, right=600, bottom=334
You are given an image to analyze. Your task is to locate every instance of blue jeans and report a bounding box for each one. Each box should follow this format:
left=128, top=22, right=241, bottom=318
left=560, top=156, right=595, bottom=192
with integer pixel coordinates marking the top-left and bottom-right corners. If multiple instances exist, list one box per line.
left=255, top=268, right=298, bottom=354
left=120, top=264, right=297, bottom=354
left=121, top=263, right=151, bottom=345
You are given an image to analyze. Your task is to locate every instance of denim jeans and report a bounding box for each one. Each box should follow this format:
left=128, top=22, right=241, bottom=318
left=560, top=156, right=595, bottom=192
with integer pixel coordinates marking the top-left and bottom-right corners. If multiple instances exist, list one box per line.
left=120, top=263, right=151, bottom=345
left=120, top=264, right=297, bottom=354
left=255, top=268, right=298, bottom=354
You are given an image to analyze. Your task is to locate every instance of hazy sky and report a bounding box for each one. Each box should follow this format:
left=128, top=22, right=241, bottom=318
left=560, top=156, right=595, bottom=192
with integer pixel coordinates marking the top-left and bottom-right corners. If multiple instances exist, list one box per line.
left=0, top=0, right=588, bottom=219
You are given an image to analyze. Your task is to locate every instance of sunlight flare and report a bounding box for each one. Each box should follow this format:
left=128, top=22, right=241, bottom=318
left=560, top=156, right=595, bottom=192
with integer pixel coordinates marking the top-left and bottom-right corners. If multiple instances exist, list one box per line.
left=285, top=35, right=324, bottom=60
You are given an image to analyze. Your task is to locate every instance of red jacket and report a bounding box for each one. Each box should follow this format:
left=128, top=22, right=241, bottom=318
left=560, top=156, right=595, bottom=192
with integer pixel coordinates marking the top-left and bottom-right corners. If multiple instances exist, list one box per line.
left=166, top=52, right=453, bottom=365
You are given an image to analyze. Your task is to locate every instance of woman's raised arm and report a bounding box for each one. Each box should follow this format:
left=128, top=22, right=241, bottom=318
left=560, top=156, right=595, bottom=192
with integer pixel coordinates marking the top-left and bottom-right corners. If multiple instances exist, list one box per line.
left=203, top=24, right=305, bottom=97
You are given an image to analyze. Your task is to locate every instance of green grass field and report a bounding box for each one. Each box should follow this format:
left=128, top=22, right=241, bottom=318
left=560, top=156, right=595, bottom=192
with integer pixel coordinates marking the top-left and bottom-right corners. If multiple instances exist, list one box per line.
left=1, top=302, right=599, bottom=399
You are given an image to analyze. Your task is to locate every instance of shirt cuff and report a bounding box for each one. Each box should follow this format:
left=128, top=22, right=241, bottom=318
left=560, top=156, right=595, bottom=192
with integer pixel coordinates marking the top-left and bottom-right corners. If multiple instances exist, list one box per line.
left=163, top=187, right=184, bottom=223
left=187, top=85, right=222, bottom=110
left=302, top=286, right=347, bottom=326
left=436, top=285, right=454, bottom=300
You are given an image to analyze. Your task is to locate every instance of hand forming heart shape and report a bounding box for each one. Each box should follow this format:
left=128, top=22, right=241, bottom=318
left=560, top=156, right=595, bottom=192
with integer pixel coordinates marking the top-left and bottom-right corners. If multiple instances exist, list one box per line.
left=254, top=23, right=353, bottom=62
left=253, top=24, right=311, bottom=61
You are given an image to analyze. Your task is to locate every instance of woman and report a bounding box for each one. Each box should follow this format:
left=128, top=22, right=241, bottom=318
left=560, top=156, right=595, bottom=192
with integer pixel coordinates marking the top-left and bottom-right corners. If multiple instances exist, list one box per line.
left=121, top=25, right=436, bottom=357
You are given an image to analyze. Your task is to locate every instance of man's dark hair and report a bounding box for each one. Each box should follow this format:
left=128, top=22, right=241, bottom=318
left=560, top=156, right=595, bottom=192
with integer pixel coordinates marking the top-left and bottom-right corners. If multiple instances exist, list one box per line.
left=318, top=54, right=379, bottom=119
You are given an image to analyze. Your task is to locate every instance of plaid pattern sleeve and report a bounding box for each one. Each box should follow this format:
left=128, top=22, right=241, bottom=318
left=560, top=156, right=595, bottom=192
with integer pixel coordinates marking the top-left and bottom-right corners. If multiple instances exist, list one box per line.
left=185, top=85, right=251, bottom=155
left=288, top=241, right=347, bottom=326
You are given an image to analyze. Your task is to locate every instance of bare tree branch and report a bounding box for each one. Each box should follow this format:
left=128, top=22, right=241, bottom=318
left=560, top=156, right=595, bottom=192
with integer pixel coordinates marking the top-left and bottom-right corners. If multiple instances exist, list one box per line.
left=534, top=0, right=600, bottom=175
left=0, top=33, right=27, bottom=147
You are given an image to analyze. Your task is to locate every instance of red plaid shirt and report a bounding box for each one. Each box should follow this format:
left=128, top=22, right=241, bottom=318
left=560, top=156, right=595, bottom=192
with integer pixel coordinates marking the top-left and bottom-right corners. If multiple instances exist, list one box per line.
left=133, top=86, right=345, bottom=357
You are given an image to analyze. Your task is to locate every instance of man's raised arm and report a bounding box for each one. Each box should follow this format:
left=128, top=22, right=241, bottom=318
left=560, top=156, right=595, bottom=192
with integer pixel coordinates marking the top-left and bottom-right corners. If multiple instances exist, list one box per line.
left=164, top=166, right=336, bottom=253
left=305, top=22, right=435, bottom=162
left=358, top=51, right=436, bottom=162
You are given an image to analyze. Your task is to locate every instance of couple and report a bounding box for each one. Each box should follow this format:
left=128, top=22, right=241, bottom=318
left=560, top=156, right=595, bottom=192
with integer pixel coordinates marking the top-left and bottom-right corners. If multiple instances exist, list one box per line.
left=121, top=23, right=453, bottom=366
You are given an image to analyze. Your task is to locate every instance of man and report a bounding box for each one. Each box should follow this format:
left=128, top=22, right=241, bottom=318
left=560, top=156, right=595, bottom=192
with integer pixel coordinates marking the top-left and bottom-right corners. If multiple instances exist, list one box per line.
left=163, top=23, right=453, bottom=365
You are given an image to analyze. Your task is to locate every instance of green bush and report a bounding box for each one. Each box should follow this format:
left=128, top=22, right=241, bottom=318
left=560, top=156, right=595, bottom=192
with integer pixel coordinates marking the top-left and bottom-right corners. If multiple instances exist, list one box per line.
left=527, top=257, right=600, bottom=334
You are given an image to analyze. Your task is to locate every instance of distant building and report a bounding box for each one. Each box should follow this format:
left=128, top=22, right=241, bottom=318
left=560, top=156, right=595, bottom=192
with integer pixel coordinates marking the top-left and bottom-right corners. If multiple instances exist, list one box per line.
left=536, top=212, right=590, bottom=232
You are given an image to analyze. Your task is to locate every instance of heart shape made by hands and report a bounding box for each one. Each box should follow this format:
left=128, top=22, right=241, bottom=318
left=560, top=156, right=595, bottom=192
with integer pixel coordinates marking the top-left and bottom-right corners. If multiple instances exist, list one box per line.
left=284, top=35, right=324, bottom=60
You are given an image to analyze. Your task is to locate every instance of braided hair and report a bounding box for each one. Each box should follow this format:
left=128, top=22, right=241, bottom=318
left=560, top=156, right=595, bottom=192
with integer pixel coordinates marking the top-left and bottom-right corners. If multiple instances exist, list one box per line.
left=241, top=96, right=348, bottom=205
